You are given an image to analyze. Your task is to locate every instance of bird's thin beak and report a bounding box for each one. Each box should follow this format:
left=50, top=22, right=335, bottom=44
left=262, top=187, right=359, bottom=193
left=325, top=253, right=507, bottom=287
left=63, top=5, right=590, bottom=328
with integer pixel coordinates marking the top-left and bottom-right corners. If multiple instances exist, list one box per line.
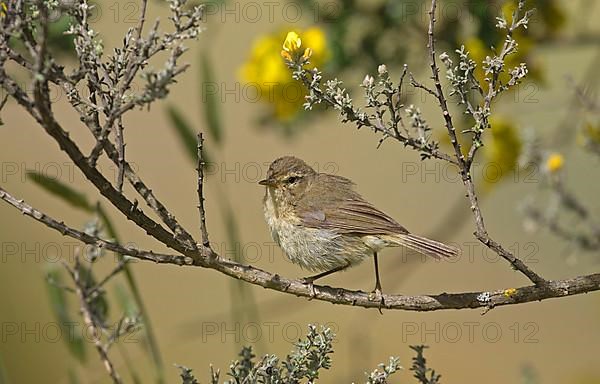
left=259, top=178, right=274, bottom=186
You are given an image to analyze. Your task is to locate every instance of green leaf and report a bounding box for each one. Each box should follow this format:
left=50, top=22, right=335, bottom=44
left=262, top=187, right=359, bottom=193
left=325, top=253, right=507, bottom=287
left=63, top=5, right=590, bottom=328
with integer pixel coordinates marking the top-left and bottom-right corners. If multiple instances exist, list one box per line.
left=27, top=171, right=93, bottom=212
left=166, top=104, right=198, bottom=163
left=96, top=204, right=118, bottom=242
left=45, top=267, right=87, bottom=363
left=166, top=105, right=212, bottom=170
left=199, top=51, right=223, bottom=145
left=115, top=284, right=138, bottom=318
left=0, top=351, right=8, bottom=384
left=218, top=196, right=262, bottom=349
left=67, top=369, right=80, bottom=384
left=47, top=15, right=76, bottom=56
left=76, top=264, right=110, bottom=324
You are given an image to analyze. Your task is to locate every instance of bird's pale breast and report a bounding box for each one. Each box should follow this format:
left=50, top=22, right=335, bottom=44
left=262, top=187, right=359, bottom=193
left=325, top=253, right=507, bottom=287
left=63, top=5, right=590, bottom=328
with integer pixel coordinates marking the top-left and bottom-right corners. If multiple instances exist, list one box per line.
left=263, top=188, right=376, bottom=272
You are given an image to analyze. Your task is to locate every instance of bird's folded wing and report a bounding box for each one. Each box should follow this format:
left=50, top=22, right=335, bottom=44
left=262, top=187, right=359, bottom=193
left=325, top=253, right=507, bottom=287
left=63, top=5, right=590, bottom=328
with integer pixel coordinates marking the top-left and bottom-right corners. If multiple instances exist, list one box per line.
left=298, top=199, right=409, bottom=235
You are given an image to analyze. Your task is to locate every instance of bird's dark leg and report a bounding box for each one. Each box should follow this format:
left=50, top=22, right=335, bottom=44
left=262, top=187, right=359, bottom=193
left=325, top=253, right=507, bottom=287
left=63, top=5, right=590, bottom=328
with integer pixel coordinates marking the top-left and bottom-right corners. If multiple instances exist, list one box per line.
left=302, top=261, right=352, bottom=284
left=374, top=252, right=383, bottom=292
left=370, top=252, right=385, bottom=313
left=301, top=262, right=351, bottom=298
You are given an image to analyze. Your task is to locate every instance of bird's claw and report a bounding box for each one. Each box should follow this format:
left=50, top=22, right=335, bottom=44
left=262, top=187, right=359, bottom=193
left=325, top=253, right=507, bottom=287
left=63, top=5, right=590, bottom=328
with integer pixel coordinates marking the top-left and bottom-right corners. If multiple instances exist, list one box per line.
left=301, top=277, right=317, bottom=299
left=369, top=288, right=385, bottom=314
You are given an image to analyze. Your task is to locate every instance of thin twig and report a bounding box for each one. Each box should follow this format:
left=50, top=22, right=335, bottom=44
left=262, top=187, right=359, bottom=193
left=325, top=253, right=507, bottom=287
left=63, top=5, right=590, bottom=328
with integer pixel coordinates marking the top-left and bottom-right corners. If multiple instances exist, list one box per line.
left=87, top=259, right=129, bottom=300
left=32, top=81, right=195, bottom=256
left=296, top=71, right=458, bottom=165
left=425, top=0, right=466, bottom=169
left=389, top=64, right=408, bottom=136
left=409, top=72, right=437, bottom=97
left=67, top=259, right=123, bottom=384
left=0, top=186, right=191, bottom=265
left=196, top=133, right=211, bottom=248
left=115, top=116, right=125, bottom=192
left=464, top=0, right=526, bottom=169
left=38, top=33, right=199, bottom=252
left=523, top=206, right=600, bottom=251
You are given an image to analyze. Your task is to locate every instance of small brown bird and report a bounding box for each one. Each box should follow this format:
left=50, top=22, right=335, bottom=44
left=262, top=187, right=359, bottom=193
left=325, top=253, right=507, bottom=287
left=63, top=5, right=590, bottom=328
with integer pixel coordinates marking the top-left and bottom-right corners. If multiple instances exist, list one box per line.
left=259, top=156, right=458, bottom=298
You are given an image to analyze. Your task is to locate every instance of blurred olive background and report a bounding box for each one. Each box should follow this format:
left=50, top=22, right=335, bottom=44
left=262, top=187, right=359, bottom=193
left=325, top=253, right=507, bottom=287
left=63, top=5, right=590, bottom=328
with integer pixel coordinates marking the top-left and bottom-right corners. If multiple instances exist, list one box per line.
left=1, top=0, right=600, bottom=383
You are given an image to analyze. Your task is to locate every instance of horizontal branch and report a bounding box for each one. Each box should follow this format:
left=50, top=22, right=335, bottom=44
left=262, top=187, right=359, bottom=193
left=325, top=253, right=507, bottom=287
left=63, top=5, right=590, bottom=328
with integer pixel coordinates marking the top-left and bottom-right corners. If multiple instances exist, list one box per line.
left=2, top=186, right=599, bottom=312
left=0, top=187, right=190, bottom=266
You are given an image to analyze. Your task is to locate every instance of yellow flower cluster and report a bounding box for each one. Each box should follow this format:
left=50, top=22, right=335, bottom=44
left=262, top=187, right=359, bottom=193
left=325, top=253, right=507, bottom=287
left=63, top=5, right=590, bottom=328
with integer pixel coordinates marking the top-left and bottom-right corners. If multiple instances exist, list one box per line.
left=240, top=27, right=329, bottom=121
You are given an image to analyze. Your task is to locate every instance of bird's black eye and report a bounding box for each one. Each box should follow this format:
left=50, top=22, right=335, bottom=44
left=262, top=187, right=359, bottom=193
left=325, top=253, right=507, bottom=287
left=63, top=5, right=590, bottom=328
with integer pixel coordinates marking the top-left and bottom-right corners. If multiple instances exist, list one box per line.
left=285, top=175, right=300, bottom=184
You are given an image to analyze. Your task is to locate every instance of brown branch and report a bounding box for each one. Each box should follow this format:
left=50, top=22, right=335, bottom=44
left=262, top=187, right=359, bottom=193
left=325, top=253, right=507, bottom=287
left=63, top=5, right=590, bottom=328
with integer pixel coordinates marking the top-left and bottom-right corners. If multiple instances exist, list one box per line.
left=409, top=72, right=437, bottom=97
left=0, top=186, right=190, bottom=265
left=40, top=29, right=198, bottom=253
left=3, top=0, right=200, bottom=267
left=425, top=0, right=546, bottom=286
left=25, top=11, right=198, bottom=257
left=196, top=133, right=210, bottom=247
left=425, top=0, right=466, bottom=170
left=31, top=85, right=195, bottom=257
left=464, top=1, right=525, bottom=169
left=115, top=117, right=126, bottom=192
left=0, top=69, right=41, bottom=122
left=1, top=185, right=599, bottom=312
left=79, top=105, right=199, bottom=250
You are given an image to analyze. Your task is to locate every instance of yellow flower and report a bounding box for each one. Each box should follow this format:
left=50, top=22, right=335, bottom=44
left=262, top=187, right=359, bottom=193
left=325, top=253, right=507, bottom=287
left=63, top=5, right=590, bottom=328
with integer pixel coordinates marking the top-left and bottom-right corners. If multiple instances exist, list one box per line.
left=1, top=2, right=7, bottom=17
left=240, top=27, right=329, bottom=122
left=301, top=47, right=313, bottom=61
left=503, top=288, right=517, bottom=298
left=281, top=31, right=316, bottom=63
left=282, top=31, right=302, bottom=53
left=303, top=29, right=325, bottom=55
left=545, top=153, right=564, bottom=173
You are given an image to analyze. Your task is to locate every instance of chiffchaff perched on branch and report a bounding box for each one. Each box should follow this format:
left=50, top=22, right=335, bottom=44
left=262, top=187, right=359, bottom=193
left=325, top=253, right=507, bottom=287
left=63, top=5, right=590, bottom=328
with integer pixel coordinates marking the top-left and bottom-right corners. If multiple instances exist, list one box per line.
left=259, top=156, right=458, bottom=303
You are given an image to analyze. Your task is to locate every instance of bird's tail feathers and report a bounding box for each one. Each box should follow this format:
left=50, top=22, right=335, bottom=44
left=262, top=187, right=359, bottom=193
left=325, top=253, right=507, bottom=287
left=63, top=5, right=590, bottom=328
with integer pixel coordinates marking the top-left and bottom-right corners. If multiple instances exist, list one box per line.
left=390, top=233, right=459, bottom=259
